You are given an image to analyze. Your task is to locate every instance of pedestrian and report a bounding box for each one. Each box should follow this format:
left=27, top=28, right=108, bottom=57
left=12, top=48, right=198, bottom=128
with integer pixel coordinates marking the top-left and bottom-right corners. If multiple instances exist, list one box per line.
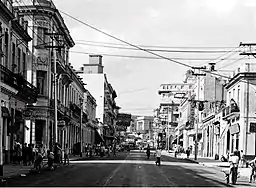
left=47, top=150, right=54, bottom=170
left=155, top=147, right=162, bottom=166
left=239, top=150, right=245, bottom=168
left=16, top=143, right=22, bottom=167
left=146, top=145, right=150, bottom=159
left=64, top=143, right=70, bottom=165
left=186, top=147, right=190, bottom=159
left=22, top=143, right=28, bottom=166
left=34, top=147, right=43, bottom=173
left=248, top=157, right=256, bottom=183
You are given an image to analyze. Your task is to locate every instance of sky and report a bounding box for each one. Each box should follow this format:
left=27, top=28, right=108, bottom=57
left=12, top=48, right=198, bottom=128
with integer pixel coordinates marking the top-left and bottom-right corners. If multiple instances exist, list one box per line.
left=52, top=0, right=256, bottom=116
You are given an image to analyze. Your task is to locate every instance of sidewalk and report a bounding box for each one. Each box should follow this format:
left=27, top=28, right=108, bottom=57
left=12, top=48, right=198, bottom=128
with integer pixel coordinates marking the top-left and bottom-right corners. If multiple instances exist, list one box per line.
left=1, top=154, right=82, bottom=179
left=162, top=150, right=251, bottom=179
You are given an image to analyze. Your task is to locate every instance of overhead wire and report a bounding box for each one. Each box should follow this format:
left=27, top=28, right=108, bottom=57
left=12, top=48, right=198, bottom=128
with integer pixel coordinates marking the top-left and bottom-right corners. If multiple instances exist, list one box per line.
left=70, top=50, right=242, bottom=61
left=75, top=39, right=237, bottom=49
left=59, top=9, right=239, bottom=80
left=75, top=42, right=241, bottom=53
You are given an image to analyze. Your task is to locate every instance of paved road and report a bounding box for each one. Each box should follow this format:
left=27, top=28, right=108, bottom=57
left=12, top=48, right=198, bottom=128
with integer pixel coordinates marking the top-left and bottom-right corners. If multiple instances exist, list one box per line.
left=5, top=150, right=254, bottom=187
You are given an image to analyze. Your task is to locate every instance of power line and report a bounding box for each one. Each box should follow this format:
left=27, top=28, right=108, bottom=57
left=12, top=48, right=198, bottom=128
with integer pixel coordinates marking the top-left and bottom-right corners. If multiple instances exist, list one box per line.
left=59, top=10, right=238, bottom=80
left=75, top=40, right=237, bottom=49
left=59, top=10, right=192, bottom=69
left=70, top=50, right=242, bottom=61
left=75, top=42, right=241, bottom=53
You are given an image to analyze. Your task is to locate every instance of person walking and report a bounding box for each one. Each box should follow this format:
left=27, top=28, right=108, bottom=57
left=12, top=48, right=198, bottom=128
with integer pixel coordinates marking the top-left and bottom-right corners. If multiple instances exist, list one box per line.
left=146, top=145, right=150, bottom=159
left=249, top=157, right=256, bottom=183
left=155, top=147, right=162, bottom=166
left=186, top=147, right=191, bottom=159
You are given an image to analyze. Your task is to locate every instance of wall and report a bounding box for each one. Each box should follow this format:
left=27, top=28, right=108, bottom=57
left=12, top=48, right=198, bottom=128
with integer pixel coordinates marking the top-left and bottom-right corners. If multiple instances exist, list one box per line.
left=79, top=73, right=104, bottom=123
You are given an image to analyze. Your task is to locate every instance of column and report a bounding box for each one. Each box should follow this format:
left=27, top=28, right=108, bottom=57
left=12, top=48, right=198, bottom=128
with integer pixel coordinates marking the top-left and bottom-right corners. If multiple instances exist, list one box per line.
left=31, top=120, right=36, bottom=145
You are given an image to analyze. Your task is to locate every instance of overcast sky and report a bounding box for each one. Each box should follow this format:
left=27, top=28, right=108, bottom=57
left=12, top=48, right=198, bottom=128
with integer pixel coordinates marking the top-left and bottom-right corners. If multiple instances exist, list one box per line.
left=53, top=0, right=256, bottom=116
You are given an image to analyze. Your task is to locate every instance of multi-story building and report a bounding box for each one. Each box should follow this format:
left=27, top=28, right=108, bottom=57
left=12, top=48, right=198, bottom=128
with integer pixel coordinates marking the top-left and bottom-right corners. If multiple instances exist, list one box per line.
left=82, top=90, right=99, bottom=146
left=0, top=0, right=38, bottom=164
left=220, top=63, right=256, bottom=158
left=136, top=116, right=154, bottom=141
left=77, top=55, right=119, bottom=146
left=14, top=0, right=88, bottom=154
left=158, top=70, right=195, bottom=149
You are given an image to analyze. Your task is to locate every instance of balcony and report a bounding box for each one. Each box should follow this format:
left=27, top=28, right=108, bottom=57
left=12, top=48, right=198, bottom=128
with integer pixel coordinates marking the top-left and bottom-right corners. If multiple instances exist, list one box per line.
left=70, top=102, right=81, bottom=116
left=0, top=64, right=38, bottom=103
left=61, top=65, right=73, bottom=85
left=222, top=103, right=240, bottom=120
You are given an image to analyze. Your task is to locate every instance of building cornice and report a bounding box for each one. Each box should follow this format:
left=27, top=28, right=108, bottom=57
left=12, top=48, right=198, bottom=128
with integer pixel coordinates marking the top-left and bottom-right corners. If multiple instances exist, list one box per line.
left=225, top=72, right=256, bottom=90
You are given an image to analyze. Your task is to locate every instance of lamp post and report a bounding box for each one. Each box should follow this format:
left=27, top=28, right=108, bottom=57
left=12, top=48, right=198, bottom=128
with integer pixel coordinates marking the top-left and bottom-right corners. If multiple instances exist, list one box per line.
left=79, top=97, right=83, bottom=157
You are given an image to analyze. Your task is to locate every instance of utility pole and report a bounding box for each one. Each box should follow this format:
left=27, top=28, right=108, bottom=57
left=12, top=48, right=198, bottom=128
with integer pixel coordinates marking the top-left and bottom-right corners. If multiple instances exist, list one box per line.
left=79, top=97, right=83, bottom=157
left=191, top=66, right=206, bottom=161
left=0, top=32, right=3, bottom=180
left=239, top=42, right=255, bottom=156
left=45, top=33, right=64, bottom=162
left=167, top=105, right=169, bottom=152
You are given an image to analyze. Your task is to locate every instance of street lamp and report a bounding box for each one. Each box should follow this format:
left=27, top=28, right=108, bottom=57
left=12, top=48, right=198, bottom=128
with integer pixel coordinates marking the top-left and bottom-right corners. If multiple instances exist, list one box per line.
left=79, top=97, right=83, bottom=157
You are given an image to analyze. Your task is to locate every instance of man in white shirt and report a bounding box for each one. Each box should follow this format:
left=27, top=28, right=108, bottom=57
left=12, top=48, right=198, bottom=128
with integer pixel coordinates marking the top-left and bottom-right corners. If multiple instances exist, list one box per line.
left=155, top=147, right=162, bottom=166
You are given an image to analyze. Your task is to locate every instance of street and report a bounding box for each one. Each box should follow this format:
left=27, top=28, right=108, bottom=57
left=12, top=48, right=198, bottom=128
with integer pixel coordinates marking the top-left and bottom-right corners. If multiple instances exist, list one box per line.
left=5, top=150, right=253, bottom=187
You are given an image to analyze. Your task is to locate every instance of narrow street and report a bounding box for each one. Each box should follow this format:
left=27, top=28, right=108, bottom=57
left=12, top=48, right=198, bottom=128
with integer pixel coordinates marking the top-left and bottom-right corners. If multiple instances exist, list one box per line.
left=5, top=151, right=252, bottom=187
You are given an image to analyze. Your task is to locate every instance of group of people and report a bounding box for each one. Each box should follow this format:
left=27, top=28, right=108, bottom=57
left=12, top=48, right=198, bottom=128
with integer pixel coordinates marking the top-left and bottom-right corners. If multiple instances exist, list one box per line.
left=84, top=143, right=117, bottom=158
left=145, top=145, right=162, bottom=166
left=12, top=142, right=35, bottom=166
left=228, top=149, right=256, bottom=183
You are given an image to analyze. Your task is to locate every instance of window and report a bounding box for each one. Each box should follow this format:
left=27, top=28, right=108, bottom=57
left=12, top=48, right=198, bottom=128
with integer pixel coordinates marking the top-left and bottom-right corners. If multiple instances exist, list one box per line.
left=36, top=70, right=47, bottom=95
left=233, top=89, right=235, bottom=99
left=0, top=23, right=2, bottom=65
left=17, top=48, right=21, bottom=73
left=37, top=27, right=47, bottom=46
left=12, top=42, right=15, bottom=72
left=228, top=91, right=231, bottom=102
left=4, top=30, right=8, bottom=67
left=22, top=52, right=26, bottom=76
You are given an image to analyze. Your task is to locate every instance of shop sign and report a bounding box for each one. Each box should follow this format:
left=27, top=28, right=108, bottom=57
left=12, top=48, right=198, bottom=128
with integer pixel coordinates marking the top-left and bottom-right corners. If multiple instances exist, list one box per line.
left=230, top=123, right=240, bottom=135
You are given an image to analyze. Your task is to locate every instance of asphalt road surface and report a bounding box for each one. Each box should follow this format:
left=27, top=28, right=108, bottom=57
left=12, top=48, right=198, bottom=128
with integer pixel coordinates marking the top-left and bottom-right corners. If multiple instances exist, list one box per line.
left=5, top=150, right=253, bottom=187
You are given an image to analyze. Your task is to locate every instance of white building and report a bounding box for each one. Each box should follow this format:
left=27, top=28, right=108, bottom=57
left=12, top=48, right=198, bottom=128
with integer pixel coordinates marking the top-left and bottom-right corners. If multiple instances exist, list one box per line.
left=77, top=55, right=118, bottom=146
left=220, top=63, right=256, bottom=158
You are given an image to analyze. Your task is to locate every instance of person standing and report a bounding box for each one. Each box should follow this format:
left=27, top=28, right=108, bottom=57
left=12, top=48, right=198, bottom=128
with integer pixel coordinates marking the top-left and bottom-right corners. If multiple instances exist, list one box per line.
left=239, top=150, right=245, bottom=168
left=64, top=143, right=70, bottom=165
left=186, top=147, right=191, bottom=159
left=155, top=147, right=162, bottom=166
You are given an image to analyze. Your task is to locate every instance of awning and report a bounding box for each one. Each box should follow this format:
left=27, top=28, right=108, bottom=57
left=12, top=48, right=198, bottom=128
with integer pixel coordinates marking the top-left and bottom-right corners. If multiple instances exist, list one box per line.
left=2, top=107, right=10, bottom=118
left=230, top=123, right=240, bottom=135
left=95, top=130, right=104, bottom=144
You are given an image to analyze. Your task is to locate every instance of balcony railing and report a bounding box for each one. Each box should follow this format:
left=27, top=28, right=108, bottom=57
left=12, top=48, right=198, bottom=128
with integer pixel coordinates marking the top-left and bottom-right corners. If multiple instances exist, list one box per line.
left=222, top=105, right=240, bottom=119
left=0, top=64, right=38, bottom=102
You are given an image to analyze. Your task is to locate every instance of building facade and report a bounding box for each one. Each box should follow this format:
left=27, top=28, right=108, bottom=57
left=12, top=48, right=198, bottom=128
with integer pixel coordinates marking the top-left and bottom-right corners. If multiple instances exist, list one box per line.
left=14, top=0, right=90, bottom=155
left=158, top=70, right=195, bottom=149
left=220, top=63, right=256, bottom=158
left=77, top=55, right=119, bottom=146
left=0, top=0, right=38, bottom=164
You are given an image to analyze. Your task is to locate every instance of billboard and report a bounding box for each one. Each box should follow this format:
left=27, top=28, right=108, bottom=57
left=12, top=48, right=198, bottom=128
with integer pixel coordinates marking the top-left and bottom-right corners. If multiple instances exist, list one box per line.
left=116, top=113, right=132, bottom=127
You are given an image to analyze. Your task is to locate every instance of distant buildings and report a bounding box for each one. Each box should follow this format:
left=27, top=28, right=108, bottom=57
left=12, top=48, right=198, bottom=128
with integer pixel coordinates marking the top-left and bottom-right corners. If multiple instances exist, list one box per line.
left=156, top=61, right=256, bottom=160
